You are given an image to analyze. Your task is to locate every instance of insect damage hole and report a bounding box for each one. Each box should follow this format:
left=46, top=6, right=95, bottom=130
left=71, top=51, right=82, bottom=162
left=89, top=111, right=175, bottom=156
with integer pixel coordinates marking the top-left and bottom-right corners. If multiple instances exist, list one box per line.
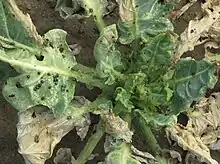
left=177, top=113, right=189, bottom=127
left=35, top=55, right=44, bottom=61
left=34, top=135, right=40, bottom=143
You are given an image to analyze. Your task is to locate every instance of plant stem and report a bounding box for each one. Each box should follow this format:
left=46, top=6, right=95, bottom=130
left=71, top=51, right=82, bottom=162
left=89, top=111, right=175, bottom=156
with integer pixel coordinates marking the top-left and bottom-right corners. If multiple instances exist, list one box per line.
left=133, top=116, right=161, bottom=156
left=94, top=15, right=106, bottom=32
left=75, top=121, right=104, bottom=164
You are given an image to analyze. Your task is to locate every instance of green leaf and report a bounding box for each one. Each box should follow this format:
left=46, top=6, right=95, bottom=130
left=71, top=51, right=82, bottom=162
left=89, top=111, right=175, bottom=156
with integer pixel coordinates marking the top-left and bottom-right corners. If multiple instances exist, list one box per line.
left=94, top=24, right=124, bottom=85
left=0, top=0, right=41, bottom=46
left=104, top=143, right=141, bottom=164
left=170, top=59, right=217, bottom=113
left=116, top=0, right=173, bottom=44
left=2, top=29, right=77, bottom=114
left=115, top=87, right=134, bottom=112
left=138, top=33, right=176, bottom=81
left=124, top=72, right=146, bottom=94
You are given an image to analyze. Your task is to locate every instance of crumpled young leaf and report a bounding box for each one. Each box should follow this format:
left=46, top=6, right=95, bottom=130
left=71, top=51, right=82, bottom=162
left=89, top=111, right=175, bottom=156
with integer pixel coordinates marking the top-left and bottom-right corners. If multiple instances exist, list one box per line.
left=17, top=105, right=90, bottom=164
left=1, top=29, right=77, bottom=114
left=170, top=58, right=216, bottom=114
left=116, top=0, right=174, bottom=44
left=0, top=0, right=42, bottom=46
left=174, top=0, right=220, bottom=59
left=167, top=92, right=220, bottom=164
left=94, top=24, right=124, bottom=85
left=55, top=0, right=116, bottom=19
left=115, top=87, right=134, bottom=111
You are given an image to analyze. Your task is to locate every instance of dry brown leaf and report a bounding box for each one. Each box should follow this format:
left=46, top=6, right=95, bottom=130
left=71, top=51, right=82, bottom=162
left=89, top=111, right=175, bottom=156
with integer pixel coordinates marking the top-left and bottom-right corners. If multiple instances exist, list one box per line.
left=167, top=92, right=220, bottom=164
left=175, top=0, right=220, bottom=60
left=116, top=0, right=134, bottom=22
left=17, top=106, right=90, bottom=164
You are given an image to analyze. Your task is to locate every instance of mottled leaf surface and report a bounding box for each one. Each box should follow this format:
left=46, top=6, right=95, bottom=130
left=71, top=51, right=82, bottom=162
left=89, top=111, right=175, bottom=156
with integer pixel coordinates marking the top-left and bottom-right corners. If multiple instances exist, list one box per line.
left=116, top=0, right=173, bottom=44
left=94, top=24, right=124, bottom=85
left=2, top=29, right=77, bottom=114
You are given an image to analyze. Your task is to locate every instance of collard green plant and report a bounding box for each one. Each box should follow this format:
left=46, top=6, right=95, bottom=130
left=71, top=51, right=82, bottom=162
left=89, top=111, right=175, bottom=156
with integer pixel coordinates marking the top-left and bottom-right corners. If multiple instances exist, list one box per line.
left=0, top=0, right=218, bottom=163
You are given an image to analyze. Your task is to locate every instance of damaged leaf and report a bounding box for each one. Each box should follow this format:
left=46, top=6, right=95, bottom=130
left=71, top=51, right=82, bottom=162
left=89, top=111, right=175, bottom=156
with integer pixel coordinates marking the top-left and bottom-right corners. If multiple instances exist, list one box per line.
left=2, top=29, right=77, bottom=114
left=55, top=0, right=116, bottom=19
left=17, top=106, right=89, bottom=164
left=174, top=0, right=220, bottom=59
left=94, top=24, right=124, bottom=85
left=116, top=0, right=174, bottom=44
left=170, top=58, right=216, bottom=113
left=167, top=92, right=220, bottom=164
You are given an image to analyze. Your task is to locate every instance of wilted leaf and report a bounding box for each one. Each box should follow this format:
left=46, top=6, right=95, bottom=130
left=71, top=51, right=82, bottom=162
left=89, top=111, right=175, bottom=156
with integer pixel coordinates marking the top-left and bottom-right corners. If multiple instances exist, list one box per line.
left=174, top=0, right=220, bottom=59
left=17, top=106, right=80, bottom=164
left=1, top=29, right=77, bottom=114
left=94, top=24, right=124, bottom=85
left=167, top=92, right=220, bottom=164
left=116, top=0, right=173, bottom=44
left=170, top=58, right=216, bottom=113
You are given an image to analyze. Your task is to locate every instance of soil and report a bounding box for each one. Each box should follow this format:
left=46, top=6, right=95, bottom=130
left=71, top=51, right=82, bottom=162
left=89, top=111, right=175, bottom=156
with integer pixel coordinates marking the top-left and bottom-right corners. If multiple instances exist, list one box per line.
left=0, top=0, right=220, bottom=164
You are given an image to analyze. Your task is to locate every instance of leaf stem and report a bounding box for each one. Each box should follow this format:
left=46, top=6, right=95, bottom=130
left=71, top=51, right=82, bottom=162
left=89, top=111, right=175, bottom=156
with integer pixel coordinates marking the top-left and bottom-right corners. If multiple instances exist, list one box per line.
left=94, top=15, right=106, bottom=32
left=133, top=115, right=161, bottom=156
left=0, top=37, right=106, bottom=89
left=0, top=36, right=35, bottom=51
left=76, top=121, right=104, bottom=164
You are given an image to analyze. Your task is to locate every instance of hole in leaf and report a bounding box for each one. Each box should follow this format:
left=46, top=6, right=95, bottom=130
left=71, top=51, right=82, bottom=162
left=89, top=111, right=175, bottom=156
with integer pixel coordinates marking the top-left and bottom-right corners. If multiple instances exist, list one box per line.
left=67, top=116, right=72, bottom=120
left=177, top=113, right=189, bottom=127
left=59, top=47, right=64, bottom=53
left=35, top=55, right=44, bottom=61
left=34, top=84, right=41, bottom=91
left=32, top=112, right=36, bottom=118
left=199, top=0, right=206, bottom=3
left=89, top=8, right=93, bottom=13
left=26, top=75, right=30, bottom=79
left=208, top=7, right=214, bottom=12
left=16, top=82, right=23, bottom=88
left=199, top=36, right=208, bottom=42
left=41, top=97, right=45, bottom=100
left=211, top=94, right=216, bottom=98
left=34, top=135, right=40, bottom=143
left=75, top=7, right=85, bottom=15
left=8, top=94, right=15, bottom=97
